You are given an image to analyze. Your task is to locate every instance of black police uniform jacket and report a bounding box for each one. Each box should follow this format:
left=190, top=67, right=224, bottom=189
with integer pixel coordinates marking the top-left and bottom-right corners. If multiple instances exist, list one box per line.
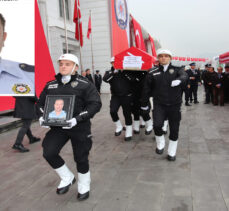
left=37, top=73, right=102, bottom=125
left=186, top=69, right=201, bottom=86
left=14, top=96, right=38, bottom=119
left=103, top=67, right=133, bottom=96
left=94, top=74, right=102, bottom=87
left=141, top=64, right=188, bottom=106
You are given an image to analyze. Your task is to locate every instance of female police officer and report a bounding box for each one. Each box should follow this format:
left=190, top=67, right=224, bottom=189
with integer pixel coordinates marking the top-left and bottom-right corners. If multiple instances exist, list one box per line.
left=37, top=54, right=101, bottom=201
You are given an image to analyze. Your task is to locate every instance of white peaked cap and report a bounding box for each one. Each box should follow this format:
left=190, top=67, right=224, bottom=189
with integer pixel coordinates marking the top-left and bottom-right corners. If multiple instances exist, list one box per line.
left=157, top=49, right=172, bottom=57
left=58, top=54, right=79, bottom=66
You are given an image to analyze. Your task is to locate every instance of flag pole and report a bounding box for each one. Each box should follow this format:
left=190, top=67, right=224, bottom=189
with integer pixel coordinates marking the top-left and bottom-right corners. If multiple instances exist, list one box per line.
left=90, top=10, right=95, bottom=76
left=62, top=0, right=68, bottom=53
left=77, top=0, right=83, bottom=72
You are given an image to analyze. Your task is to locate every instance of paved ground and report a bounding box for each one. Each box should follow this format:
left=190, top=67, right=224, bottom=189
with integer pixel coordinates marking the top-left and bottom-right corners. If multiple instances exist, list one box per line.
left=0, top=87, right=229, bottom=211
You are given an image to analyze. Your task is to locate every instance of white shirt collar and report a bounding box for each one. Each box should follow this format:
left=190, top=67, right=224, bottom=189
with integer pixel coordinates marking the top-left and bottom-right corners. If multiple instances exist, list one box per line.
left=163, top=64, right=169, bottom=72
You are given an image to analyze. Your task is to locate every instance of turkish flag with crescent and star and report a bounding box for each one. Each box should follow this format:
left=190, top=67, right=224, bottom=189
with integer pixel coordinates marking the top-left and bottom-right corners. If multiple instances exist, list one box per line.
left=131, top=15, right=146, bottom=52
left=73, top=0, right=83, bottom=47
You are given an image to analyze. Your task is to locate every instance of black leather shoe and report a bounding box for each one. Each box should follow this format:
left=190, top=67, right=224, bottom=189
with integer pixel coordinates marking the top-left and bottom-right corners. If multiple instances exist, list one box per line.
left=204, top=102, right=209, bottom=104
left=77, top=191, right=89, bottom=201
left=115, top=131, right=122, bottom=136
left=29, top=137, right=41, bottom=144
left=124, top=136, right=132, bottom=141
left=185, top=102, right=191, bottom=106
left=194, top=101, right=199, bottom=104
left=167, top=155, right=176, bottom=161
left=12, top=144, right=29, bottom=152
left=134, top=130, right=140, bottom=134
left=140, top=125, right=145, bottom=128
left=155, top=148, right=164, bottom=155
left=145, top=130, right=152, bottom=135
left=56, top=177, right=76, bottom=195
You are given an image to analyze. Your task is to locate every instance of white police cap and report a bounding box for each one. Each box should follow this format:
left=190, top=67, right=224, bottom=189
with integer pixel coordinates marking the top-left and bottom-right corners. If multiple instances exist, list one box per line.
left=110, top=57, right=115, bottom=63
left=157, top=49, right=172, bottom=57
left=58, top=54, right=79, bottom=66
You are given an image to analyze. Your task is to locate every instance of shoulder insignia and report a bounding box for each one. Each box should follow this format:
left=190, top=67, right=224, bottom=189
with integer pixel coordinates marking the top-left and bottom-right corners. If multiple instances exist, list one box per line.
left=19, top=63, right=35, bottom=72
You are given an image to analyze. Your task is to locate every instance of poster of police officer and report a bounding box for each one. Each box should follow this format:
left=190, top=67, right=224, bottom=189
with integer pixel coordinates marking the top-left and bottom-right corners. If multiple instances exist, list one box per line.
left=0, top=0, right=35, bottom=96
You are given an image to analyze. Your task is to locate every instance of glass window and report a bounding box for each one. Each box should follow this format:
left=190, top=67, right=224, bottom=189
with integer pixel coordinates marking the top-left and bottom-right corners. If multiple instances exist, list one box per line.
left=59, top=0, right=70, bottom=20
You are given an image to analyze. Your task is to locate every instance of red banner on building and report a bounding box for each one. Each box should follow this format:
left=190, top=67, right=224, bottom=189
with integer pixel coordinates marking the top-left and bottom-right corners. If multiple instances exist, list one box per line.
left=111, top=0, right=130, bottom=56
left=149, top=34, right=157, bottom=57
left=131, top=16, right=146, bottom=52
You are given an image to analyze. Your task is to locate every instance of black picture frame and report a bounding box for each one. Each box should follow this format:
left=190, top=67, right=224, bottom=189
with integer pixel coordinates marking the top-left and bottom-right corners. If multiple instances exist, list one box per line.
left=42, top=95, right=75, bottom=127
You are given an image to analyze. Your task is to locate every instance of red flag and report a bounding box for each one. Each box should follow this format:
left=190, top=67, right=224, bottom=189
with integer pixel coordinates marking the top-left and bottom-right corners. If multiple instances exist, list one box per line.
left=73, top=0, right=83, bottom=46
left=131, top=16, right=146, bottom=52
left=87, top=14, right=91, bottom=39
left=149, top=34, right=157, bottom=57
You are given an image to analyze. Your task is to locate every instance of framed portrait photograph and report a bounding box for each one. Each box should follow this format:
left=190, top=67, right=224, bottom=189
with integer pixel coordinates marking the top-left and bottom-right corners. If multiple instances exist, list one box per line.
left=42, top=95, right=75, bottom=127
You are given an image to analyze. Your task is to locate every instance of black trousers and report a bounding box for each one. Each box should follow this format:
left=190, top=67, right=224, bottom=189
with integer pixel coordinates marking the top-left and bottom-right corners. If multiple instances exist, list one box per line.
left=15, top=119, right=33, bottom=144
left=42, top=123, right=92, bottom=174
left=206, top=86, right=213, bottom=103
left=189, top=85, right=198, bottom=102
left=182, top=87, right=190, bottom=103
left=131, top=98, right=151, bottom=122
left=110, top=95, right=132, bottom=125
left=213, top=87, right=224, bottom=105
left=95, top=85, right=101, bottom=94
left=153, top=103, right=181, bottom=141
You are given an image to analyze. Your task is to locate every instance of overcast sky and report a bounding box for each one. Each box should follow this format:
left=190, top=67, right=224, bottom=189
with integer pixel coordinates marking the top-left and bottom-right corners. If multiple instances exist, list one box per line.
left=128, top=0, right=229, bottom=58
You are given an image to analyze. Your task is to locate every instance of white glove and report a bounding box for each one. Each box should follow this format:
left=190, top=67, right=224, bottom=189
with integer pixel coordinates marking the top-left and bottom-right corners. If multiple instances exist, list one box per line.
left=114, top=69, right=119, bottom=73
left=141, top=106, right=149, bottom=111
left=62, top=118, right=77, bottom=129
left=171, top=80, right=181, bottom=87
left=39, top=117, right=50, bottom=129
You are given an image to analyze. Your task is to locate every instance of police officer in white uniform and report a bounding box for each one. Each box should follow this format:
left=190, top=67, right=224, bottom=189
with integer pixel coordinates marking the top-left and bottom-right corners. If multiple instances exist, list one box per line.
left=0, top=13, right=34, bottom=95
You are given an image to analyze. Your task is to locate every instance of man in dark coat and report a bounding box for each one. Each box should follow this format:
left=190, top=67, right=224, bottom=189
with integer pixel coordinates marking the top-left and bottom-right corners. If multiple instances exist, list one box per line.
left=186, top=63, right=201, bottom=103
left=224, top=64, right=229, bottom=103
left=212, top=66, right=225, bottom=106
left=85, top=68, right=94, bottom=83
left=12, top=96, right=41, bottom=152
left=94, top=70, right=102, bottom=93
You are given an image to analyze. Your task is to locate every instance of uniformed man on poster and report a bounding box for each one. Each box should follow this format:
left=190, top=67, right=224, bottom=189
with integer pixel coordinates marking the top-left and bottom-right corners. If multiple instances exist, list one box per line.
left=37, top=54, right=101, bottom=201
left=141, top=49, right=188, bottom=161
left=0, top=13, right=34, bottom=96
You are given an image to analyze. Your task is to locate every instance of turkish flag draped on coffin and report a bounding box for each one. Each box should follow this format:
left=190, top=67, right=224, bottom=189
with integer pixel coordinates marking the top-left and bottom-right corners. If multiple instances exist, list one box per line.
left=114, top=47, right=155, bottom=70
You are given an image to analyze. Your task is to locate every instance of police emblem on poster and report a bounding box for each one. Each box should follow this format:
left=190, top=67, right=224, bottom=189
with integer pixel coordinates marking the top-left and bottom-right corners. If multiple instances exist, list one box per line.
left=12, top=84, right=31, bottom=94
left=114, top=0, right=128, bottom=30
left=169, top=69, right=174, bottom=74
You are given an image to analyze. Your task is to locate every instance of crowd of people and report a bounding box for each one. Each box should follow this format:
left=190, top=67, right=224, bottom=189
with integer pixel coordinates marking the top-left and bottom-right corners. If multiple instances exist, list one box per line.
left=182, top=63, right=229, bottom=106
